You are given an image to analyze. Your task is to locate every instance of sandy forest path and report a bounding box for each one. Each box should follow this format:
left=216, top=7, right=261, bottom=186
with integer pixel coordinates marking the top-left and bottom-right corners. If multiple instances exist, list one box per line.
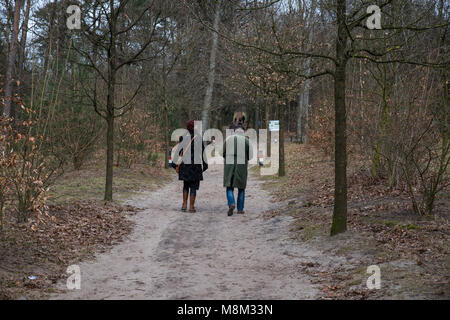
left=52, top=164, right=321, bottom=299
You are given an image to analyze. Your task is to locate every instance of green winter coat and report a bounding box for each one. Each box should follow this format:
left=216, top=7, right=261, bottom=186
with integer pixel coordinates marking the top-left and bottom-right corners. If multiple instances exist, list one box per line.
left=223, top=133, right=253, bottom=189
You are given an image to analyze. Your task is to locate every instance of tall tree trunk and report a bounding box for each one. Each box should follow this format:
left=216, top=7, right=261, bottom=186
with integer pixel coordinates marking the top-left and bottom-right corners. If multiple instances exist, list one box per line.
left=43, top=0, right=58, bottom=77
left=202, top=0, right=221, bottom=130
left=371, top=63, right=390, bottom=178
left=3, top=0, right=23, bottom=118
left=162, top=32, right=170, bottom=169
left=255, top=106, right=260, bottom=131
left=296, top=31, right=313, bottom=143
left=163, top=97, right=170, bottom=169
left=104, top=0, right=117, bottom=202
left=105, top=111, right=115, bottom=201
left=265, top=100, right=271, bottom=157
left=330, top=0, right=348, bottom=236
left=278, top=100, right=286, bottom=177
left=301, top=83, right=310, bottom=143
left=296, top=1, right=316, bottom=143
left=5, top=0, right=11, bottom=64
left=17, top=0, right=31, bottom=98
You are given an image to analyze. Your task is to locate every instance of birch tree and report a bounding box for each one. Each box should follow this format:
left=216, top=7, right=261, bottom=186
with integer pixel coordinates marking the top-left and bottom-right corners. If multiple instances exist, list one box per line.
left=3, top=0, right=23, bottom=118
left=296, top=0, right=316, bottom=143
left=202, top=0, right=221, bottom=130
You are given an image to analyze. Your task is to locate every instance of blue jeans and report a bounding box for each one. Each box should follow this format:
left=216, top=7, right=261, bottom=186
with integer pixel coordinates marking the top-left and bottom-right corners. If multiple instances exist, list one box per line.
left=226, top=188, right=245, bottom=212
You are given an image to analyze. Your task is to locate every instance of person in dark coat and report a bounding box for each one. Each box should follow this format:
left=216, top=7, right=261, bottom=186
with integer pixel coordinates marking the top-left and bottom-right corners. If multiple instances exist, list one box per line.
left=223, top=122, right=252, bottom=216
left=172, top=120, right=208, bottom=212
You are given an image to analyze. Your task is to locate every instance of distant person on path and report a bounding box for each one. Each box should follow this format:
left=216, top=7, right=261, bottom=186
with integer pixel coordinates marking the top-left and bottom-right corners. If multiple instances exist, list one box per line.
left=223, top=121, right=252, bottom=216
left=172, top=120, right=208, bottom=212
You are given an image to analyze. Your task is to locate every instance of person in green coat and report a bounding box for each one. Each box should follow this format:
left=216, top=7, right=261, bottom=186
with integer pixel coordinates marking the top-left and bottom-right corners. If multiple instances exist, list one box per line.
left=223, top=123, right=253, bottom=216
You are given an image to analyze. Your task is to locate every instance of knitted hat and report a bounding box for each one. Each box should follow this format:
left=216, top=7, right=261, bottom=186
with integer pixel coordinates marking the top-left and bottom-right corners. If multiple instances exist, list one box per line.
left=186, top=120, right=195, bottom=131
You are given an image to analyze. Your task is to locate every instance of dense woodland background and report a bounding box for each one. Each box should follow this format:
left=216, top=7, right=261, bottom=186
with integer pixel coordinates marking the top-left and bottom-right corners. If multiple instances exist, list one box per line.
left=0, top=0, right=448, bottom=236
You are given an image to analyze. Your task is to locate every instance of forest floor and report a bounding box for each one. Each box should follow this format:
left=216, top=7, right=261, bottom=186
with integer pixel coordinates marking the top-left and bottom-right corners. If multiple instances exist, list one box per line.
left=1, top=144, right=448, bottom=300
left=256, top=143, right=449, bottom=299
left=50, top=143, right=448, bottom=300
left=50, top=163, right=322, bottom=299
left=0, top=159, right=168, bottom=300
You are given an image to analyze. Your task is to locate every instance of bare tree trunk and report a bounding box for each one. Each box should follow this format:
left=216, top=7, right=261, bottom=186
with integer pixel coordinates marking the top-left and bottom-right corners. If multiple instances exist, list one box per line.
left=4, top=0, right=11, bottom=63
left=296, top=2, right=315, bottom=143
left=255, top=105, right=260, bottom=131
left=330, top=0, right=348, bottom=236
left=301, top=78, right=311, bottom=143
left=104, top=0, right=117, bottom=202
left=296, top=57, right=312, bottom=143
left=278, top=100, right=286, bottom=177
left=43, top=0, right=57, bottom=76
left=163, top=100, right=170, bottom=168
left=105, top=111, right=115, bottom=201
left=371, top=63, right=390, bottom=178
left=162, top=28, right=170, bottom=169
left=17, top=0, right=31, bottom=98
left=296, top=94, right=303, bottom=142
left=202, top=0, right=221, bottom=130
left=3, top=0, right=23, bottom=118
left=265, top=100, right=271, bottom=157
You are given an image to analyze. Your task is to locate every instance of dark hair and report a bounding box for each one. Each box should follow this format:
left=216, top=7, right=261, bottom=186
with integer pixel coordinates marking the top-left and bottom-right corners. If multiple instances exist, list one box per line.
left=186, top=120, right=195, bottom=132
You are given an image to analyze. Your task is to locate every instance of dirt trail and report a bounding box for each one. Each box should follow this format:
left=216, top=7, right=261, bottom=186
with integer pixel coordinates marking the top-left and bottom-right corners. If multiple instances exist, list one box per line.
left=52, top=164, right=324, bottom=299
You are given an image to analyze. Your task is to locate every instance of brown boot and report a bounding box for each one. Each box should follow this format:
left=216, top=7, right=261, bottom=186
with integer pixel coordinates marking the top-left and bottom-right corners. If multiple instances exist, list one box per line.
left=189, top=194, right=196, bottom=213
left=181, top=191, right=188, bottom=211
left=228, top=205, right=235, bottom=216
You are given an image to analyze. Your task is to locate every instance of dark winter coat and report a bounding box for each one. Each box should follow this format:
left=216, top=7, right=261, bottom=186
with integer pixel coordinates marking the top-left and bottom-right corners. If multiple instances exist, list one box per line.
left=172, top=131, right=208, bottom=182
left=223, top=133, right=252, bottom=189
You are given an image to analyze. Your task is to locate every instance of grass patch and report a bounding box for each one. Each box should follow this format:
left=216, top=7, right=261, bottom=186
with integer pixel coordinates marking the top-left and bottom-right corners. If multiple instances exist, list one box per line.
left=289, top=210, right=329, bottom=241
left=48, top=164, right=170, bottom=204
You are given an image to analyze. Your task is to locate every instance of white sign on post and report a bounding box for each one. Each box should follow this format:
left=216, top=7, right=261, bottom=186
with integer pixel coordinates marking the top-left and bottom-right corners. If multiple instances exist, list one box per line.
left=269, top=120, right=279, bottom=132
